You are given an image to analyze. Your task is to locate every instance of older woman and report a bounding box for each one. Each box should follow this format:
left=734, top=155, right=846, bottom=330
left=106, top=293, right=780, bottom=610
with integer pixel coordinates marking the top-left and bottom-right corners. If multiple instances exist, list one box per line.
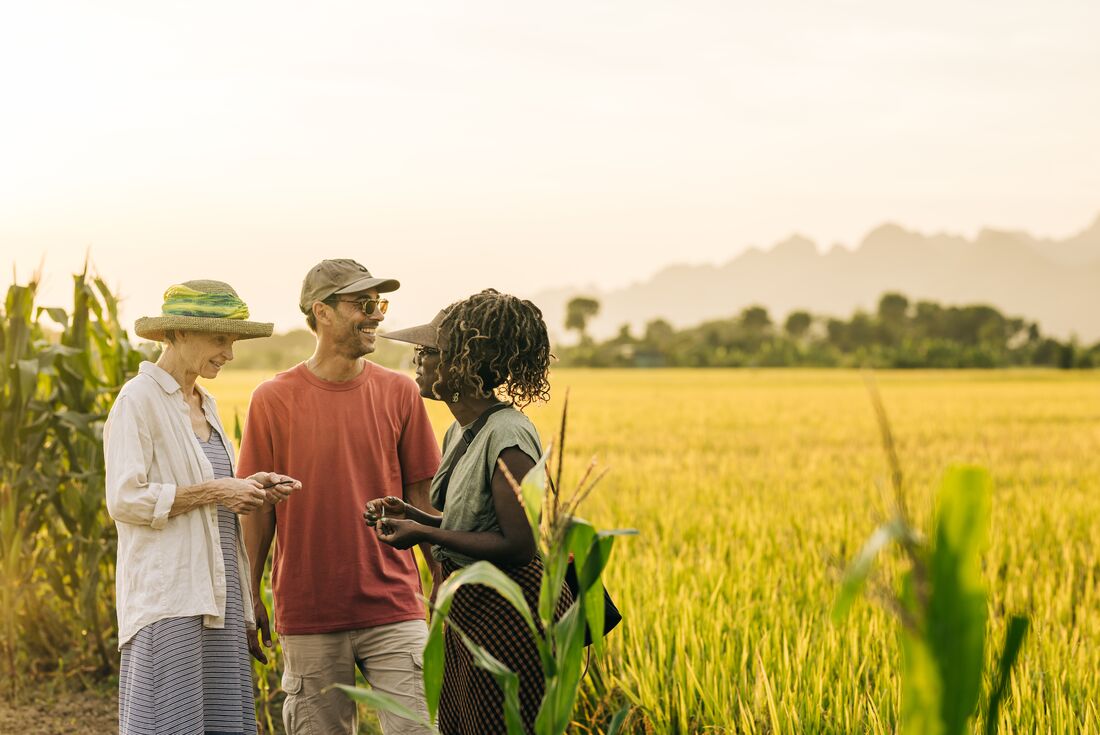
left=104, top=280, right=301, bottom=735
left=364, top=289, right=572, bottom=735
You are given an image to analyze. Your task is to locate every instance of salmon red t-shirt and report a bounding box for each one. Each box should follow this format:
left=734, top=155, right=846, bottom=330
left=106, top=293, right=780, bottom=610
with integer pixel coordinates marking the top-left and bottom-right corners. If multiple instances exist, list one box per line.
left=237, top=361, right=441, bottom=635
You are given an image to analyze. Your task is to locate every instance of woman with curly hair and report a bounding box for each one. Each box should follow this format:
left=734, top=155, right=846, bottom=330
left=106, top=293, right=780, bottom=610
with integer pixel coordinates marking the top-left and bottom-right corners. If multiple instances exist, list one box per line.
left=364, top=289, right=571, bottom=734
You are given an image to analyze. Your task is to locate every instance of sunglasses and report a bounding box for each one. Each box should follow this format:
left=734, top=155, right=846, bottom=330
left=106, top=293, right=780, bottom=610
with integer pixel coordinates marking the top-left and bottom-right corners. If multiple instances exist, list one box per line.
left=332, top=297, right=389, bottom=316
left=413, top=346, right=441, bottom=362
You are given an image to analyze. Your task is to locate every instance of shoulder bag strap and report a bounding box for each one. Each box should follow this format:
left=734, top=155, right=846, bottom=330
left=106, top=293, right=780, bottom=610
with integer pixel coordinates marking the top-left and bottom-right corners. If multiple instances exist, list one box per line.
left=436, top=402, right=511, bottom=509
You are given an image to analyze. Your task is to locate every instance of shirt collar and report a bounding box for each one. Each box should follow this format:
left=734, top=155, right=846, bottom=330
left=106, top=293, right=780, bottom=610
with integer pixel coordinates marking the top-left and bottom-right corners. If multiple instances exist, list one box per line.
left=140, top=361, right=181, bottom=394
left=138, top=361, right=214, bottom=405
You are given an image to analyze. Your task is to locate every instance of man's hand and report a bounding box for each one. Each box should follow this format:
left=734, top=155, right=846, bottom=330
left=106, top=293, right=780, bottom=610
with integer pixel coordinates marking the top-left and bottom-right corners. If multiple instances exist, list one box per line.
left=374, top=517, right=423, bottom=550
left=364, top=496, right=407, bottom=527
left=249, top=598, right=273, bottom=664
left=248, top=472, right=302, bottom=504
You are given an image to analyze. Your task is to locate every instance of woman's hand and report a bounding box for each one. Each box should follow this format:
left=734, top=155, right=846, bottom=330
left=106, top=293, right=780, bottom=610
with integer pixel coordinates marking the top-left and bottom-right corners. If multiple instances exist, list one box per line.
left=248, top=472, right=302, bottom=504
left=364, top=496, right=407, bottom=527
left=374, top=517, right=424, bottom=550
left=217, top=477, right=267, bottom=514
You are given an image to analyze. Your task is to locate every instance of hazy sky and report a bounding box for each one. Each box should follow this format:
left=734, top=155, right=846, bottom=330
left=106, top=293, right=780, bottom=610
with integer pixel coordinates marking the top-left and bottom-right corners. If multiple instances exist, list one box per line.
left=2, top=1, right=1098, bottom=332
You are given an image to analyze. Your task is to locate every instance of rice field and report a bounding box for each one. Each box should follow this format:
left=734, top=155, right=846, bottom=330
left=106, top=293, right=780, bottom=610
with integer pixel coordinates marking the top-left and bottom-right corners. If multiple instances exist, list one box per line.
left=207, top=368, right=1100, bottom=734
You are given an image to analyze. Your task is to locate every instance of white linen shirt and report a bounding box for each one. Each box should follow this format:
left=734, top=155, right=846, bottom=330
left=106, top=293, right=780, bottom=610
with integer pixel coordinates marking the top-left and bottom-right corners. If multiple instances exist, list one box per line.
left=104, top=361, right=256, bottom=648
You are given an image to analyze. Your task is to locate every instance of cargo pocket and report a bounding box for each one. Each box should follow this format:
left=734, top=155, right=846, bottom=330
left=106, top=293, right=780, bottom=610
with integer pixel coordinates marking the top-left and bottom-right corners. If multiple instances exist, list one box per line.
left=282, top=672, right=304, bottom=695
left=404, top=652, right=430, bottom=723
left=281, top=673, right=313, bottom=735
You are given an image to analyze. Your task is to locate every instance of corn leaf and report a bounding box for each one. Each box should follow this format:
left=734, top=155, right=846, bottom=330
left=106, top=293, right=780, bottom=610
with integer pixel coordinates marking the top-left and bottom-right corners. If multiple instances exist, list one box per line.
left=334, top=683, right=434, bottom=731
left=985, top=615, right=1029, bottom=735
left=518, top=446, right=551, bottom=540
left=928, top=466, right=990, bottom=735
left=536, top=602, right=588, bottom=735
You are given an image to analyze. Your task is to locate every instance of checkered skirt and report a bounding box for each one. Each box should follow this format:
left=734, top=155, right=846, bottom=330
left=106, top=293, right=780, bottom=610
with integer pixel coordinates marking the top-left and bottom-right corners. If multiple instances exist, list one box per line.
left=438, top=555, right=574, bottom=735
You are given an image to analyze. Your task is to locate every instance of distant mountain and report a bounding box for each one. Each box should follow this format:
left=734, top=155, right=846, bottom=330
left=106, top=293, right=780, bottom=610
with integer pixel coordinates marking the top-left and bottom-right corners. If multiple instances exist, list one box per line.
left=536, top=213, right=1100, bottom=342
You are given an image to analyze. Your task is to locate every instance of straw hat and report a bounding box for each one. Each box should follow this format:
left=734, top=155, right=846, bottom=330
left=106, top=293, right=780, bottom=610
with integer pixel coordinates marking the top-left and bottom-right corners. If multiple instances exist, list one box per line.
left=135, top=280, right=274, bottom=342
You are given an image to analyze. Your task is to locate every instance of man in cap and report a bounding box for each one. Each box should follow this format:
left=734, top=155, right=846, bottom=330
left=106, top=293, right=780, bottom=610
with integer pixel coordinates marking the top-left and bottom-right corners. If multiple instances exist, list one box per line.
left=239, top=259, right=441, bottom=734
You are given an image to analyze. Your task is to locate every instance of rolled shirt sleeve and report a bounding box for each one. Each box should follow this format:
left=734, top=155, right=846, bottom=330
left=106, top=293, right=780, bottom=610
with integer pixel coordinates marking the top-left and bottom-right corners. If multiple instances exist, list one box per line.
left=104, top=394, right=177, bottom=528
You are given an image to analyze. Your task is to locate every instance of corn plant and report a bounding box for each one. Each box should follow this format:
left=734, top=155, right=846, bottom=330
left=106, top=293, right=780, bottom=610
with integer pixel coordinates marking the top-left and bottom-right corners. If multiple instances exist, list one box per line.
left=0, top=265, right=150, bottom=697
left=833, top=380, right=1029, bottom=735
left=340, top=396, right=635, bottom=734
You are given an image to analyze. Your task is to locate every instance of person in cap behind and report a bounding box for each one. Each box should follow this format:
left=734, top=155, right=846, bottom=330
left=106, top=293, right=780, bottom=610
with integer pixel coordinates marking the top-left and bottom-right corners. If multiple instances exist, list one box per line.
left=104, top=280, right=301, bottom=735
left=364, top=289, right=573, bottom=735
left=238, top=259, right=441, bottom=735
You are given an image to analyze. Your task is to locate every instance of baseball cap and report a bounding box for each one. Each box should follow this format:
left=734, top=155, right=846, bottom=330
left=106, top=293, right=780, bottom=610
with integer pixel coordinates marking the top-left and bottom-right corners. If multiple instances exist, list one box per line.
left=380, top=308, right=450, bottom=348
left=299, top=259, right=400, bottom=313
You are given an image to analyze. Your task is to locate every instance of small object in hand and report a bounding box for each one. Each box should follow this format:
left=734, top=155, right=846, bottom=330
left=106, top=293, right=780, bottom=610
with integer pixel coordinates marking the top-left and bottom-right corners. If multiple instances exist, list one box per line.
left=264, top=479, right=295, bottom=503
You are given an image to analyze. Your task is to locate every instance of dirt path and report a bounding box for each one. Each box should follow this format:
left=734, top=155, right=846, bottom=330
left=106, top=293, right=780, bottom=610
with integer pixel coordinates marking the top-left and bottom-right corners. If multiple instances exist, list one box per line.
left=0, top=689, right=117, bottom=735
left=0, top=689, right=397, bottom=735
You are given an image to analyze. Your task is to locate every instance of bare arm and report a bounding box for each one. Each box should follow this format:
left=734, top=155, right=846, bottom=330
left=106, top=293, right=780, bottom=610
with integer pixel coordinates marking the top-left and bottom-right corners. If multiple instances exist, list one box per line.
left=168, top=477, right=267, bottom=517
left=378, top=448, right=537, bottom=568
left=241, top=500, right=276, bottom=662
left=242, top=503, right=277, bottom=597
left=403, top=479, right=442, bottom=526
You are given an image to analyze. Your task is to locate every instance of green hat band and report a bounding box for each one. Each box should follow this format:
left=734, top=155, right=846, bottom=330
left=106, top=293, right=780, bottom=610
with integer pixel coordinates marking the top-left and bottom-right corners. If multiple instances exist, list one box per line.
left=162, top=284, right=250, bottom=320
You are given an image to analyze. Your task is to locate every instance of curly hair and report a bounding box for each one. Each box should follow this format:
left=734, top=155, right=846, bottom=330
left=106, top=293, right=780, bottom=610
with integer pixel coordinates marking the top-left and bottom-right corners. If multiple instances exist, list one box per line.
left=435, top=289, right=551, bottom=408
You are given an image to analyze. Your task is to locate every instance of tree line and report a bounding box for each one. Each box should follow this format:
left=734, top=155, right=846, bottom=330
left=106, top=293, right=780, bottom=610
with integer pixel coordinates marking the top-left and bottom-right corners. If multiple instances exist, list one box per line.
left=559, top=293, right=1100, bottom=368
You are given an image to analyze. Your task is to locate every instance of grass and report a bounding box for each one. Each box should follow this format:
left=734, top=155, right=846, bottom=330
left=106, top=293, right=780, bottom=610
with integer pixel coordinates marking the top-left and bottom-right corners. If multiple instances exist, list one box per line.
left=206, top=367, right=1100, bottom=734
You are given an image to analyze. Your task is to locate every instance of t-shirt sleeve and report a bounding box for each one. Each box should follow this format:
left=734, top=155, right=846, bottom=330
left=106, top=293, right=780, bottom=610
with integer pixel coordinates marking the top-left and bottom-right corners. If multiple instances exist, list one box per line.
left=237, top=387, right=274, bottom=479
left=398, top=381, right=442, bottom=486
left=483, top=418, right=544, bottom=486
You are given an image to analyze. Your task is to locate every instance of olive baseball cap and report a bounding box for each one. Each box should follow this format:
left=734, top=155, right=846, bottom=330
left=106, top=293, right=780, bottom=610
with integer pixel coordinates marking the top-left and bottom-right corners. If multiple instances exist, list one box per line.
left=299, top=259, right=400, bottom=314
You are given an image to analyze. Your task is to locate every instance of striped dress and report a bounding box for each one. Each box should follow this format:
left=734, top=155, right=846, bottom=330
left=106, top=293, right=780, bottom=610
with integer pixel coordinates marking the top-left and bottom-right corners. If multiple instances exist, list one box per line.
left=118, top=427, right=256, bottom=735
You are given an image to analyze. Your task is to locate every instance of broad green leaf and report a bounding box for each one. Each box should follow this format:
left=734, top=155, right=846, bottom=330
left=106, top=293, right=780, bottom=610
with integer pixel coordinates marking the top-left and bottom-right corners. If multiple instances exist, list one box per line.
left=17, top=359, right=38, bottom=400
left=928, top=466, right=991, bottom=735
left=40, top=307, right=69, bottom=328
left=539, top=518, right=594, bottom=627
left=985, top=615, right=1029, bottom=735
left=334, top=683, right=434, bottom=731
left=93, top=277, right=121, bottom=321
left=517, top=446, right=551, bottom=539
left=423, top=586, right=456, bottom=723
left=565, top=518, right=597, bottom=585
left=56, top=411, right=93, bottom=435
left=580, top=534, right=616, bottom=655
left=39, top=343, right=82, bottom=360
left=536, top=602, right=588, bottom=735
left=579, top=529, right=637, bottom=587
left=899, top=570, right=944, bottom=735
left=436, top=561, right=538, bottom=642
left=901, top=628, right=946, bottom=735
